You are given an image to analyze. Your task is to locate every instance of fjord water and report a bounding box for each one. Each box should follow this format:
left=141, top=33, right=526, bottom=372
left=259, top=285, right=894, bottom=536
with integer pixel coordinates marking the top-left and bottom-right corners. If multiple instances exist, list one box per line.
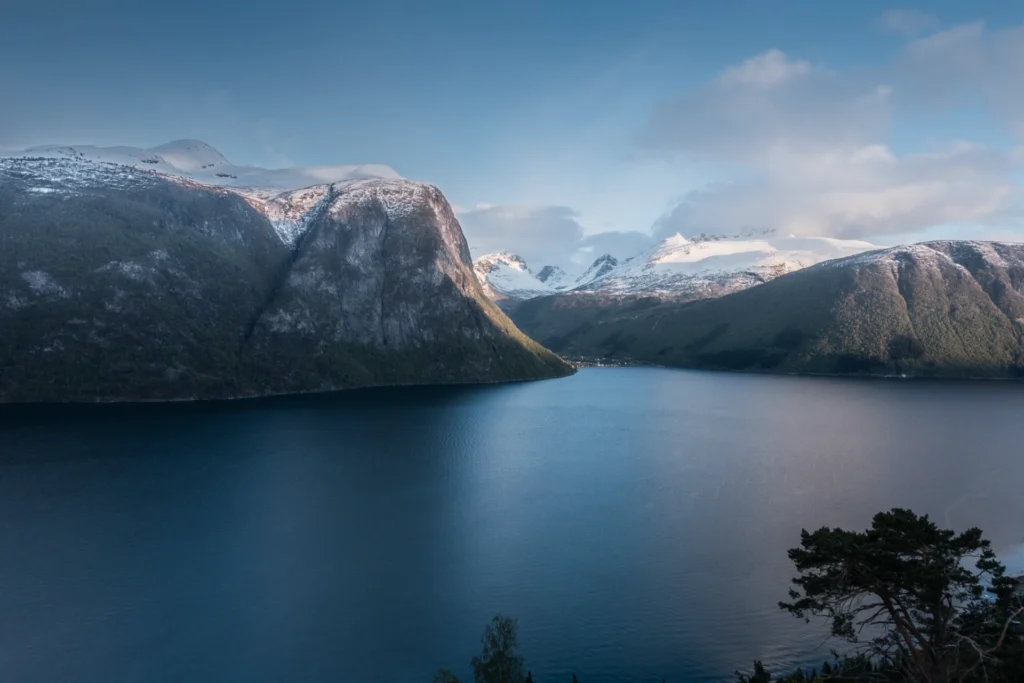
left=1, top=368, right=1022, bottom=683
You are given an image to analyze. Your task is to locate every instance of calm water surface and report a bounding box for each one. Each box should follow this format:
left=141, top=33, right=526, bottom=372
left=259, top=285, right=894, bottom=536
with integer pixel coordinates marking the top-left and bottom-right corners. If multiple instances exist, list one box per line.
left=0, top=367, right=1022, bottom=683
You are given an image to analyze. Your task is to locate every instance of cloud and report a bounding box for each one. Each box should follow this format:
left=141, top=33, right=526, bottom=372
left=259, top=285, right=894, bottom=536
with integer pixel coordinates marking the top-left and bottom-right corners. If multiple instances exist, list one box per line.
left=640, top=34, right=1024, bottom=242
left=878, top=9, right=939, bottom=37
left=653, top=143, right=1018, bottom=241
left=895, top=21, right=1024, bottom=137
left=457, top=204, right=653, bottom=271
left=636, top=50, right=892, bottom=161
left=458, top=204, right=583, bottom=268
left=718, top=49, right=812, bottom=88
left=575, top=231, right=655, bottom=266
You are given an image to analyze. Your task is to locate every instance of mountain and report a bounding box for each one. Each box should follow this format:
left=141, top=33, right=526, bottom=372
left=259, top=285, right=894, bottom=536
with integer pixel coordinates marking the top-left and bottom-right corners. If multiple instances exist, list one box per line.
left=503, top=233, right=878, bottom=347
left=472, top=253, right=556, bottom=302
left=472, top=233, right=876, bottom=307
left=574, top=254, right=619, bottom=288
left=4, top=139, right=400, bottom=193
left=0, top=155, right=572, bottom=402
left=575, top=233, right=876, bottom=298
left=512, top=240, right=1024, bottom=379
left=536, top=265, right=572, bottom=289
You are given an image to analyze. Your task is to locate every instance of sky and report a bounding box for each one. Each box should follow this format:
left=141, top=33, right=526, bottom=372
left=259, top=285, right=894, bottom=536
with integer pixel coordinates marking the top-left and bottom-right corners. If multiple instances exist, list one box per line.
left=2, top=0, right=1023, bottom=271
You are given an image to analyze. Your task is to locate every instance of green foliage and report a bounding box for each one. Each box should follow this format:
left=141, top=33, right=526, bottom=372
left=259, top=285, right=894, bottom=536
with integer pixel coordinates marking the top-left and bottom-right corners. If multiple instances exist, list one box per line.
left=470, top=615, right=526, bottom=683
left=780, top=508, right=1024, bottom=683
left=447, top=510, right=1023, bottom=683
left=736, top=660, right=772, bottom=683
left=431, top=668, right=461, bottom=683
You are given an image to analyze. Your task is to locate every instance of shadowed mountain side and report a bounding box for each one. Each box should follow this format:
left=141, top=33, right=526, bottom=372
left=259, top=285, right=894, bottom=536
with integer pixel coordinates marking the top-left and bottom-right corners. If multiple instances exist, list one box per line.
left=510, top=242, right=1024, bottom=379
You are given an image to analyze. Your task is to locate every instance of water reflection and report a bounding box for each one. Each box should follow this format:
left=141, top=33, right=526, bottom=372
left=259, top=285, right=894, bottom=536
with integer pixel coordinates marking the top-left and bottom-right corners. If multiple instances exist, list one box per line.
left=0, top=369, right=1022, bottom=683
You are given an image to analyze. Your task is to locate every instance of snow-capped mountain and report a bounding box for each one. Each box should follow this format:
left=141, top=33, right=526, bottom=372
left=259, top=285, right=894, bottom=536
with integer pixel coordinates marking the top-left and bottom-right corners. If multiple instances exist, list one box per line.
left=574, top=254, right=619, bottom=288
left=472, top=255, right=580, bottom=301
left=576, top=233, right=877, bottom=297
left=536, top=265, right=572, bottom=290
left=472, top=253, right=554, bottom=300
left=472, top=232, right=877, bottom=305
left=2, top=139, right=400, bottom=194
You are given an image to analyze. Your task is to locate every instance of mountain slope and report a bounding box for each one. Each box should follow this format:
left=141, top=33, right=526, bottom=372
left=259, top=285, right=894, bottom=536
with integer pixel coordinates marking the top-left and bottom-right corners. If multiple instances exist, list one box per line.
left=0, top=157, right=571, bottom=402
left=512, top=241, right=1024, bottom=378
left=574, top=254, right=619, bottom=288
left=472, top=253, right=554, bottom=301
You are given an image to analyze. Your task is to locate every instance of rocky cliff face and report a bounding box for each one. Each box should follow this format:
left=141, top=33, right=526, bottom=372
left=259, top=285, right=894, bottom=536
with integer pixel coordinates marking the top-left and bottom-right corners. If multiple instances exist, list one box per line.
left=0, top=157, right=571, bottom=402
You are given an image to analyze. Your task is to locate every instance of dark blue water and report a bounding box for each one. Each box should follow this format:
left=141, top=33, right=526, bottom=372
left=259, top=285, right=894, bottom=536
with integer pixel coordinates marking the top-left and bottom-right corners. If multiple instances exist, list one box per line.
left=0, top=367, right=1022, bottom=683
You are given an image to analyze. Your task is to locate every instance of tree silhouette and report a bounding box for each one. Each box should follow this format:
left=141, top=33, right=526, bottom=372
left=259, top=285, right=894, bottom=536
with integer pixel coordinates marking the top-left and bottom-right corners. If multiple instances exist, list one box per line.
left=780, top=508, right=1024, bottom=683
left=471, top=614, right=526, bottom=683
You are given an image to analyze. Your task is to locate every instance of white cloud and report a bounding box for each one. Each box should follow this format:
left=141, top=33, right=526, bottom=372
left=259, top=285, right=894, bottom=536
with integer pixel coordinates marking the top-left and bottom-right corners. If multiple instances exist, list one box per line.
left=575, top=231, right=655, bottom=267
left=461, top=22, right=1024, bottom=264
left=653, top=143, right=1017, bottom=241
left=637, top=50, right=891, bottom=161
left=878, top=9, right=939, bottom=37
left=457, top=204, right=583, bottom=269
left=895, top=21, right=1024, bottom=137
left=639, top=33, right=1024, bottom=242
left=719, top=49, right=812, bottom=88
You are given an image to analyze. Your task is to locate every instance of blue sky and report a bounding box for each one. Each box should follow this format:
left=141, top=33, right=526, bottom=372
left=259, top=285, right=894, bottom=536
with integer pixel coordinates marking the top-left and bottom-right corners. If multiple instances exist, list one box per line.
left=2, top=0, right=1023, bottom=269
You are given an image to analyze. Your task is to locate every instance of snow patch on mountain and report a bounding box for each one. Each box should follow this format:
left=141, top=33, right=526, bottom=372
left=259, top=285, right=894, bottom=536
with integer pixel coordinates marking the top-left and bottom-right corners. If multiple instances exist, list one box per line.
left=327, top=177, right=437, bottom=221
left=473, top=253, right=554, bottom=300
left=0, top=156, right=178, bottom=197
left=471, top=232, right=878, bottom=304
left=574, top=254, right=619, bottom=288
left=536, top=265, right=573, bottom=290
left=3, top=140, right=400, bottom=193
left=241, top=185, right=333, bottom=245
left=0, top=154, right=435, bottom=247
left=578, top=233, right=877, bottom=297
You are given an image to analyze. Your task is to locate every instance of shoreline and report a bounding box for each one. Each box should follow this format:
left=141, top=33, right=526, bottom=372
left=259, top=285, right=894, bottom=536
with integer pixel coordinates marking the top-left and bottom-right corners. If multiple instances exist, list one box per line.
left=0, top=370, right=574, bottom=407
left=5, top=359, right=1024, bottom=407
left=567, top=357, right=1024, bottom=383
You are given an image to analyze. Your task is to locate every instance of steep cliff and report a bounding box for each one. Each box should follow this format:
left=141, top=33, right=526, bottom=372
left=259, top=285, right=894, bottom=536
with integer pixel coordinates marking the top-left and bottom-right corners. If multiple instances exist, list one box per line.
left=0, top=157, right=571, bottom=402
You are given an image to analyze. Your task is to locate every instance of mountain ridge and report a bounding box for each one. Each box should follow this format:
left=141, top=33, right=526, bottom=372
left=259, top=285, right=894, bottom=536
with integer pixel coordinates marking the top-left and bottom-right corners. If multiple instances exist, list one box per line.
left=510, top=239, right=1024, bottom=379
left=4, top=139, right=401, bottom=194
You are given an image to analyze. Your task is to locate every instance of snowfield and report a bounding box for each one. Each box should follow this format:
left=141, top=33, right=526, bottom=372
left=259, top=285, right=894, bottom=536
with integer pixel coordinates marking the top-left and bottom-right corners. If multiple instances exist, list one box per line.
left=2, top=139, right=400, bottom=194
left=472, top=253, right=555, bottom=300
left=472, top=232, right=878, bottom=303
